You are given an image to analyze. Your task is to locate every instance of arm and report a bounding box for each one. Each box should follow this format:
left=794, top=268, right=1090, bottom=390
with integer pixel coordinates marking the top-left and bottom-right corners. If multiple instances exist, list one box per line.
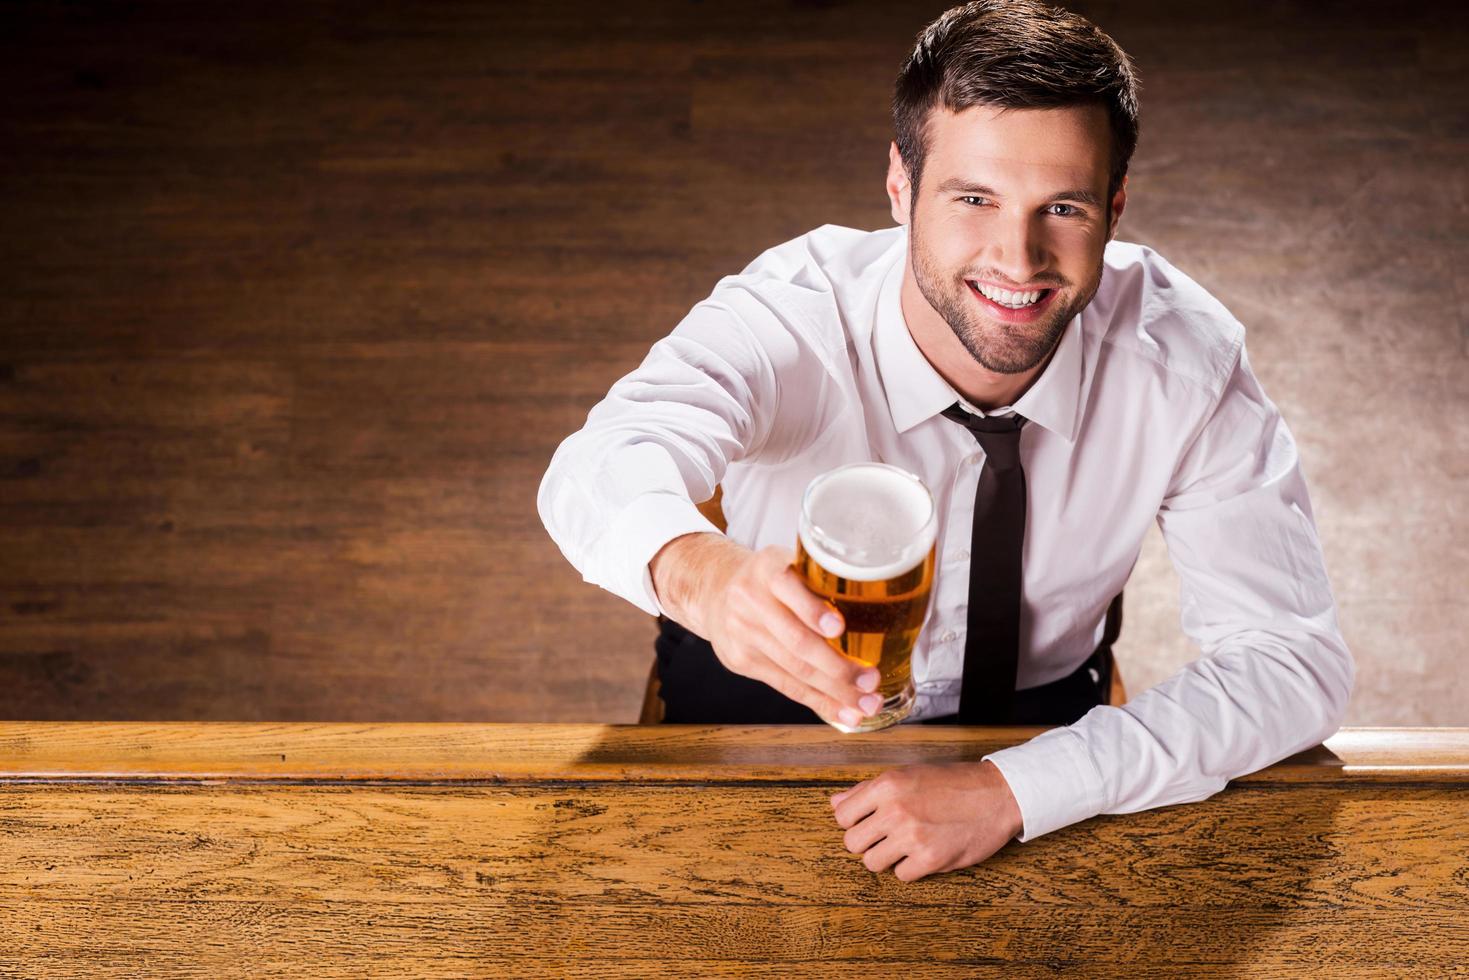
left=536, top=297, right=780, bottom=618
left=537, top=289, right=880, bottom=724
left=650, top=532, right=884, bottom=727
left=983, top=345, right=1355, bottom=841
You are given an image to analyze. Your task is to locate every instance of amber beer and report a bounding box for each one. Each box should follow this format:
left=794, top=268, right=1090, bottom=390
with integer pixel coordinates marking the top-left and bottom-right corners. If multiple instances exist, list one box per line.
left=793, top=462, right=937, bottom=732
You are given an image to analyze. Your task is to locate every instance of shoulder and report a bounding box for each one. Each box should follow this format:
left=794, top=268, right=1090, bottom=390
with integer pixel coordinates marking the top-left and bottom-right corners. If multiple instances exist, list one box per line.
left=1087, top=240, right=1245, bottom=396
left=709, top=224, right=903, bottom=325
left=672, top=225, right=899, bottom=375
left=734, top=223, right=904, bottom=287
left=688, top=224, right=902, bottom=364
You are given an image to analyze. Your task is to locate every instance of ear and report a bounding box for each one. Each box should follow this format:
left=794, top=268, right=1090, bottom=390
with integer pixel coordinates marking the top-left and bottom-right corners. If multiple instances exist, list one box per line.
left=1107, top=175, right=1128, bottom=240
left=886, top=141, right=912, bottom=226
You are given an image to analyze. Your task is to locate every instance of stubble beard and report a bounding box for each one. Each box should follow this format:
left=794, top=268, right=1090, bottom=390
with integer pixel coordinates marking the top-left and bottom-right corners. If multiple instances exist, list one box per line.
left=910, top=223, right=1102, bottom=376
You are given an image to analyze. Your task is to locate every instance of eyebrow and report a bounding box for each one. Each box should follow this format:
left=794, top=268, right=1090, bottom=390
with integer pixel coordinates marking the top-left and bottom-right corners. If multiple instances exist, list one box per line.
left=934, top=179, right=1104, bottom=209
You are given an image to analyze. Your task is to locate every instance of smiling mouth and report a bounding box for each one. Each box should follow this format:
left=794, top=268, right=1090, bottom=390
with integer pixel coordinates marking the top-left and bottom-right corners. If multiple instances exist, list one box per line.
left=967, top=280, right=1056, bottom=309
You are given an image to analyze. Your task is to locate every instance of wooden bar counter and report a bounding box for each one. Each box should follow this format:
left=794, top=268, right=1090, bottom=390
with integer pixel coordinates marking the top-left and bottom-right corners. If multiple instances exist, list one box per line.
left=1, top=724, right=1466, bottom=977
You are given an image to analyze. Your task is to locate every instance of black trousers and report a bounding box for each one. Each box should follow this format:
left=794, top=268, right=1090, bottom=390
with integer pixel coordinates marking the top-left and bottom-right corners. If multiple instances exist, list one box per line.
left=654, top=614, right=1117, bottom=727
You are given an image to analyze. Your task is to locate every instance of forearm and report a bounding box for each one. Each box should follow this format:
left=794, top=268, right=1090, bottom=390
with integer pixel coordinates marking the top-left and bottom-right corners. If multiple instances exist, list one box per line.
left=985, top=628, right=1353, bottom=842
left=537, top=300, right=803, bottom=617
left=649, top=531, right=749, bottom=634
left=538, top=433, right=725, bottom=615
left=1087, top=631, right=1354, bottom=813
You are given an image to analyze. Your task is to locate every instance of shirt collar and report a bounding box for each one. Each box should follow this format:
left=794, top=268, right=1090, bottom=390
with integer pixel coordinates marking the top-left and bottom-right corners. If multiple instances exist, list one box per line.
left=873, top=237, right=1083, bottom=444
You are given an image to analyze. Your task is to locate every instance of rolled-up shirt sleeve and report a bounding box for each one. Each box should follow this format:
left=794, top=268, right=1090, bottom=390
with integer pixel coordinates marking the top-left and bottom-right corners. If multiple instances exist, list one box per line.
left=984, top=344, right=1355, bottom=842
left=537, top=285, right=833, bottom=617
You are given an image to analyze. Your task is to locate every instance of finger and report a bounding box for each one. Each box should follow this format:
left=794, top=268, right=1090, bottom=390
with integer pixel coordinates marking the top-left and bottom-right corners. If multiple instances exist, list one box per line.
left=768, top=567, right=881, bottom=692
left=861, top=836, right=907, bottom=875
left=748, top=621, right=873, bottom=721
left=738, top=642, right=857, bottom=726
left=770, top=565, right=844, bottom=639
left=832, top=784, right=879, bottom=830
left=760, top=591, right=870, bottom=690
left=843, top=810, right=891, bottom=855
left=893, top=854, right=932, bottom=883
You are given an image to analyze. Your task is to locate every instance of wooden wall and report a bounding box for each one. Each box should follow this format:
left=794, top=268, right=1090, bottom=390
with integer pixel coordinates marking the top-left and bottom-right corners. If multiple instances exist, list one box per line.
left=1, top=1, right=1464, bottom=722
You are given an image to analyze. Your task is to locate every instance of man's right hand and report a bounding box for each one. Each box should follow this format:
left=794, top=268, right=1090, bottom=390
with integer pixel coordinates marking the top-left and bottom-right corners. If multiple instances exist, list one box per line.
left=649, top=532, right=884, bottom=729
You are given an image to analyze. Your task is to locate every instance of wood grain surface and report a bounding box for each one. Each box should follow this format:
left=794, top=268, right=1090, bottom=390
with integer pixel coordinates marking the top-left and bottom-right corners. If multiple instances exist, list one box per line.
left=2, top=724, right=1466, bottom=977
left=2, top=722, right=1468, bottom=783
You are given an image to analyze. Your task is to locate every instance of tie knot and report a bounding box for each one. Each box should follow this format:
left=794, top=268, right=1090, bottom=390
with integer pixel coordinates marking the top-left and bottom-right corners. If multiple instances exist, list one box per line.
left=940, top=403, right=1026, bottom=470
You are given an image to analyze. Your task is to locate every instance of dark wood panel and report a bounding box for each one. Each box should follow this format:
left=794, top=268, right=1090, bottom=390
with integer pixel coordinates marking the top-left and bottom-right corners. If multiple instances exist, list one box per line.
left=0, top=0, right=1465, bottom=722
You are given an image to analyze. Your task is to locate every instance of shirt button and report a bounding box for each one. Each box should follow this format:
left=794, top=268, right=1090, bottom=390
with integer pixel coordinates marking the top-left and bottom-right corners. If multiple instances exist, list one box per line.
left=938, top=630, right=958, bottom=643
left=956, top=548, right=970, bottom=560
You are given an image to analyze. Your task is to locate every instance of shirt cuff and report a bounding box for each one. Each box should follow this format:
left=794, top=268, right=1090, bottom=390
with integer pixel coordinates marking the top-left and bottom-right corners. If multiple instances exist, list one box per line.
left=982, top=725, right=1107, bottom=842
left=596, top=491, right=724, bottom=618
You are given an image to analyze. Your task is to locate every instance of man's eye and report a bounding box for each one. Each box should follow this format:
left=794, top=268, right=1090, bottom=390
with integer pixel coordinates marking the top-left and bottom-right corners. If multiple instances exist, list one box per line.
left=959, top=196, right=991, bottom=207
left=1048, top=203, right=1083, bottom=217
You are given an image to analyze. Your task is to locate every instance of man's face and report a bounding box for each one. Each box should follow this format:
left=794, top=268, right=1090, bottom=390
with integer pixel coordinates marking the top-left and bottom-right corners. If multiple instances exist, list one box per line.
left=892, top=104, right=1124, bottom=375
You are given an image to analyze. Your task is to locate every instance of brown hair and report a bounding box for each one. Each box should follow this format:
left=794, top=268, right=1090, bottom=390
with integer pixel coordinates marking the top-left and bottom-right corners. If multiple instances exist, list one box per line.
left=893, top=0, right=1140, bottom=203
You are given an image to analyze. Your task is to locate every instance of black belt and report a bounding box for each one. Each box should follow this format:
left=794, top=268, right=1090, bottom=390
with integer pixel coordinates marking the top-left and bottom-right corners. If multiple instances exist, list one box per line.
left=920, top=642, right=1113, bottom=726
left=921, top=591, right=1122, bottom=726
left=654, top=592, right=1122, bottom=727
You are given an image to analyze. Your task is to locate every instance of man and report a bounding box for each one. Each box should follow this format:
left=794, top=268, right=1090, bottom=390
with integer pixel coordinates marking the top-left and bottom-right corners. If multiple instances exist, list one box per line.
left=538, top=0, right=1353, bottom=882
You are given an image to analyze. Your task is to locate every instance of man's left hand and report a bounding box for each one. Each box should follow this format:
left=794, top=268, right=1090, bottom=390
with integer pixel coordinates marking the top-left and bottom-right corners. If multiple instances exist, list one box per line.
left=829, top=760, right=1024, bottom=882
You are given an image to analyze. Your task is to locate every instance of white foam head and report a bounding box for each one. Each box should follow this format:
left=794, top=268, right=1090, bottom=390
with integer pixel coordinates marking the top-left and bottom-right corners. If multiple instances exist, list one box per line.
left=798, top=463, right=936, bottom=581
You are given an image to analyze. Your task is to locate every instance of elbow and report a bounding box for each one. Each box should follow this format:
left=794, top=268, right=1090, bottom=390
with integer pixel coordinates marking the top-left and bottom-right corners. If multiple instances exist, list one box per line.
left=536, top=457, right=560, bottom=538
left=1322, top=640, right=1351, bottom=740
left=1260, top=629, right=1355, bottom=750
left=1314, top=635, right=1355, bottom=743
left=536, top=437, right=585, bottom=558
left=537, top=434, right=582, bottom=538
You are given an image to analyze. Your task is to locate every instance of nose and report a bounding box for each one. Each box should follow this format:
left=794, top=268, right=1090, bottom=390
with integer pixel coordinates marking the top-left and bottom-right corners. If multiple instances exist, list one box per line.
left=986, top=211, right=1050, bottom=285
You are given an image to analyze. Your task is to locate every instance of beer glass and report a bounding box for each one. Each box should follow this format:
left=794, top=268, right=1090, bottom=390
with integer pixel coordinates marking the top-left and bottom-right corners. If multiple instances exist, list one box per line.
left=793, top=462, right=937, bottom=733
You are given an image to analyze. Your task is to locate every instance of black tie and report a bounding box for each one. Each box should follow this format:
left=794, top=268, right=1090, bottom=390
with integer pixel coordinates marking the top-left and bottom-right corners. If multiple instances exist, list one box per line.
left=939, top=403, right=1028, bottom=724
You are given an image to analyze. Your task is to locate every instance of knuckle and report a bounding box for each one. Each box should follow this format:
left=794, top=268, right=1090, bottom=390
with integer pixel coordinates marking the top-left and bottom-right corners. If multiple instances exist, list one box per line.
left=718, top=642, right=747, bottom=669
left=758, top=546, right=792, bottom=575
left=786, top=652, right=821, bottom=684
left=765, top=621, right=801, bottom=655
left=769, top=675, right=805, bottom=705
left=830, top=680, right=861, bottom=708
left=780, top=566, right=818, bottom=602
left=801, top=639, right=845, bottom=680
left=819, top=690, right=848, bottom=718
left=777, top=568, right=828, bottom=618
left=766, top=671, right=797, bottom=699
left=726, top=582, right=756, bottom=616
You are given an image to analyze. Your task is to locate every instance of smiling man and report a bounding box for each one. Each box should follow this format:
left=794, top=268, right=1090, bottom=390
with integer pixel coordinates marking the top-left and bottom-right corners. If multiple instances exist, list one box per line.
left=539, top=0, right=1353, bottom=881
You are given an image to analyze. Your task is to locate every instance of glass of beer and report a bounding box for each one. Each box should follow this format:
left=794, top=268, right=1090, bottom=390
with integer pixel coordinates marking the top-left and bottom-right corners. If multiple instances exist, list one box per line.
left=793, top=462, right=937, bottom=733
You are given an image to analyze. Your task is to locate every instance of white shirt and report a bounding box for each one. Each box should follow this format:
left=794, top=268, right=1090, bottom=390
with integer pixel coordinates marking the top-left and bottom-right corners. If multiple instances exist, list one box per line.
left=538, top=223, right=1354, bottom=842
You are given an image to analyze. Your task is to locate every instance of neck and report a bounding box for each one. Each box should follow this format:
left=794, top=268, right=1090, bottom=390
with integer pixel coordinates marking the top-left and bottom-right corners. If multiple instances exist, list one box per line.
left=899, top=262, right=1055, bottom=412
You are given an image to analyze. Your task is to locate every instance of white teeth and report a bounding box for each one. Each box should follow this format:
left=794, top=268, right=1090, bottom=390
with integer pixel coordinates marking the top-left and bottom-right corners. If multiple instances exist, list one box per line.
left=974, top=283, right=1044, bottom=308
